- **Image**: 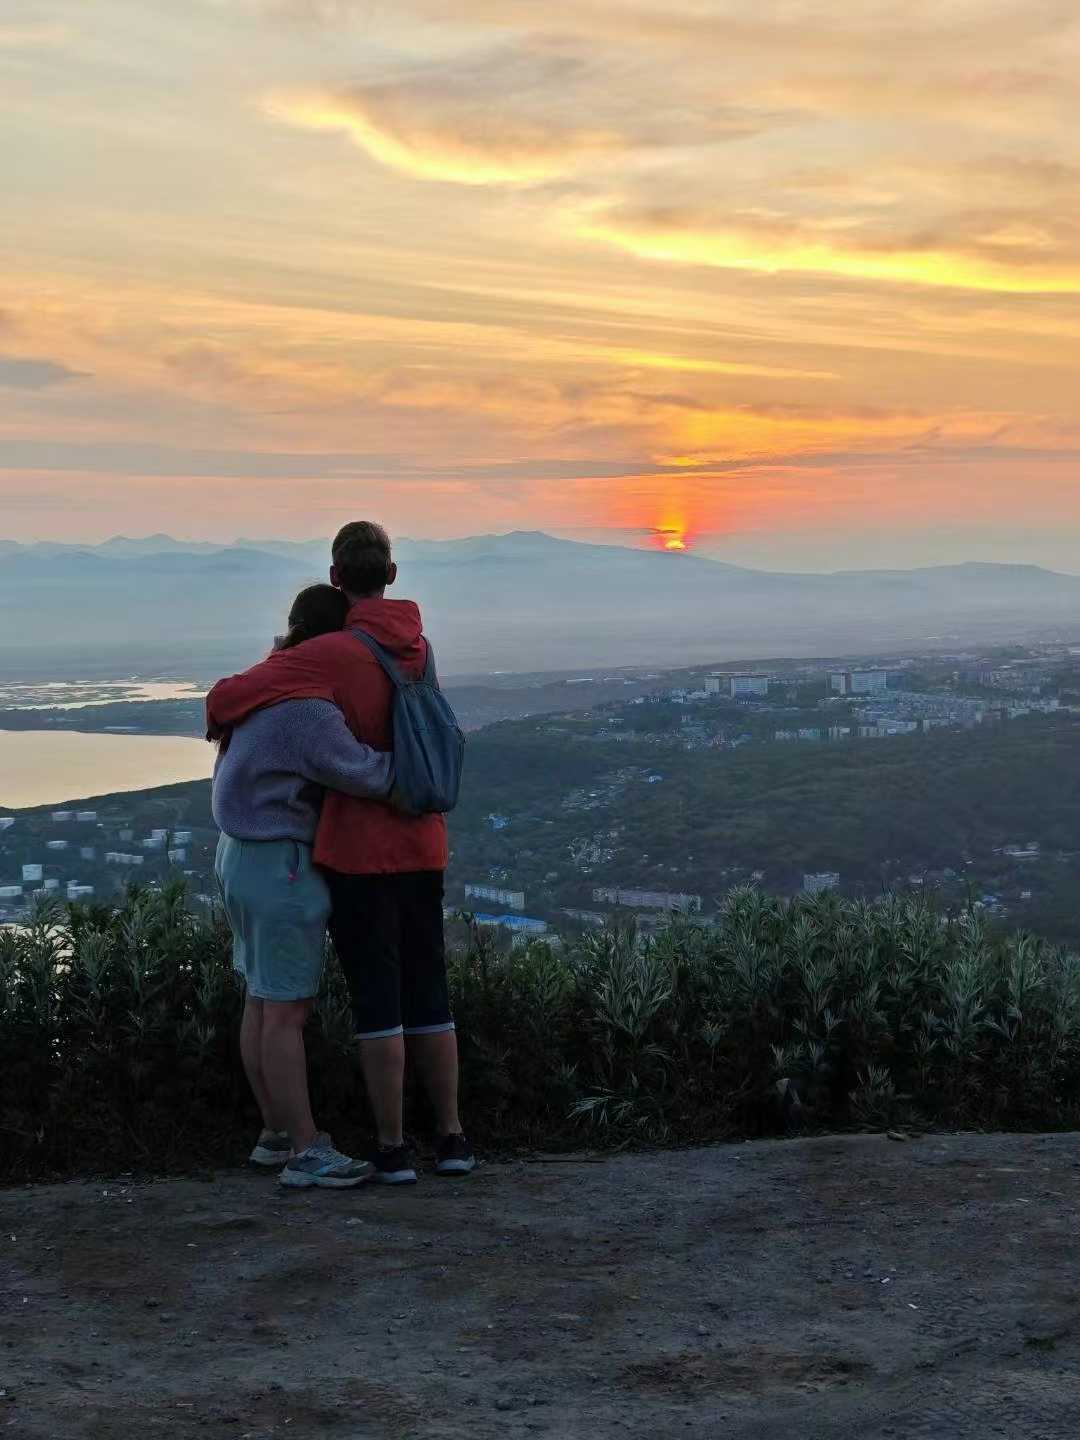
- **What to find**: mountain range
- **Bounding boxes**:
[4,531,1080,678]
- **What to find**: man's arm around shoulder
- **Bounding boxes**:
[205,633,345,735]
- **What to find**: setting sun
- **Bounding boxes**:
[2,1,1078,572]
[653,524,690,553]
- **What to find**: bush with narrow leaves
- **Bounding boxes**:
[3,881,1080,1180]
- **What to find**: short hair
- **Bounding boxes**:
[332,521,392,596]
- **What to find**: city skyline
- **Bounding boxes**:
[2,1,1079,569]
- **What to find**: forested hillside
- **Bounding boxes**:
[450,714,1080,919]
[14,712,1080,942]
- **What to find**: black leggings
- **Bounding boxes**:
[325,870,453,1040]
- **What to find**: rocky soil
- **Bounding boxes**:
[2,1131,1079,1438]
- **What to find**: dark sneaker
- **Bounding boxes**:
[249,1129,292,1169]
[370,1144,418,1186]
[279,1133,374,1189]
[435,1132,476,1176]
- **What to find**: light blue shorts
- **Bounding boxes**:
[215,835,330,1002]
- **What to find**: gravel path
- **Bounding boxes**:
[2,1131,1079,1439]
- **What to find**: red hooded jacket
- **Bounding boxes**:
[206,598,448,876]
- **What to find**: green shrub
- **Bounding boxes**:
[2,881,1080,1181]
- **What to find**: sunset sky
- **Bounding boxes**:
[2,0,1079,569]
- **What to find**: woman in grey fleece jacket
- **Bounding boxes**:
[213,585,391,1189]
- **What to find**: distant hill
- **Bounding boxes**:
[4,530,1080,677]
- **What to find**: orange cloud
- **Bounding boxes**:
[265,87,622,185]
[578,204,1080,294]
[661,402,1073,468]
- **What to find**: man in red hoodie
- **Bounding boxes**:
[206,521,474,1184]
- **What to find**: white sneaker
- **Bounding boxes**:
[248,1130,292,1168]
[279,1133,374,1189]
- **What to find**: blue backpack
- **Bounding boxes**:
[350,629,465,814]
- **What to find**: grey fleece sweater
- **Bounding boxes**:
[212,698,393,844]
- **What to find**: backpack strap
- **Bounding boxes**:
[349,628,407,688]
[350,628,439,689]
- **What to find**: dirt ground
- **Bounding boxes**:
[2,1131,1079,1439]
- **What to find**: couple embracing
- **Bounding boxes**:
[206,521,473,1189]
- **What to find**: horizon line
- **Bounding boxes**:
[3,529,1080,582]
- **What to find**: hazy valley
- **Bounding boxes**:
[6,531,1080,680]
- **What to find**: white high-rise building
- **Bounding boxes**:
[730,674,770,697]
[593,887,703,913]
[465,883,526,911]
[710,673,770,698]
[22,863,43,883]
[831,669,889,696]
